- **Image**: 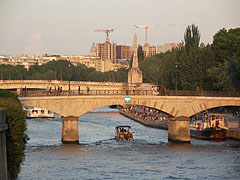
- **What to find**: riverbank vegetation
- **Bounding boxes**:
[0,25,239,91]
[139,25,240,91]
[0,89,28,180]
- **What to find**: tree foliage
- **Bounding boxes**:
[0,60,129,82]
[0,89,28,180]
[184,24,201,54]
[137,45,145,62]
[139,25,240,91]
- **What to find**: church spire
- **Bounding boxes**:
[128,33,142,84]
[132,33,138,68]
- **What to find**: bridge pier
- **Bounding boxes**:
[61,116,79,144]
[168,116,190,143]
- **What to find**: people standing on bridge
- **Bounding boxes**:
[24,86,27,96]
[54,87,57,96]
[87,87,90,95]
[57,86,60,96]
[49,87,52,95]
[46,87,49,96]
[78,86,81,95]
[20,87,23,96]
[60,87,63,95]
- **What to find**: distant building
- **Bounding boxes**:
[61,55,102,71]
[156,43,176,53]
[97,42,116,62]
[96,42,117,72]
[0,55,55,70]
[141,43,156,57]
[116,45,131,60]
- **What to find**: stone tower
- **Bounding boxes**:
[128,33,142,84]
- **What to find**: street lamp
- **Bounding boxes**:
[175,62,178,95]
[68,62,71,95]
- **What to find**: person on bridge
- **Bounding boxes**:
[87,87,90,95]
[78,86,81,95]
[24,86,27,96]
[20,87,23,96]
[46,87,49,96]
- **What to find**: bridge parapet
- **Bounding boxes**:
[0,80,154,92]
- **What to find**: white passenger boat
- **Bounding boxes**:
[24,107,54,118]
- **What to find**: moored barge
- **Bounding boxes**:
[190,113,228,140]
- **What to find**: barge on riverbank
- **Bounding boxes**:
[190,113,230,140]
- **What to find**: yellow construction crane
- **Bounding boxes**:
[134,25,160,45]
[134,24,184,45]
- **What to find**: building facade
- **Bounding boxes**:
[142,43,156,57]
[116,45,131,60]
[156,43,177,54]
[97,42,116,62]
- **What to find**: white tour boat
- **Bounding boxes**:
[24,107,54,118]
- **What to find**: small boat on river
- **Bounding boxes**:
[190,113,228,140]
[115,126,133,141]
[24,107,54,118]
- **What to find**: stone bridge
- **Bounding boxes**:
[0,80,153,91]
[19,95,240,143]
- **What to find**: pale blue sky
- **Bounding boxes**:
[0,0,239,56]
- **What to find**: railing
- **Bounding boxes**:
[17,89,240,97]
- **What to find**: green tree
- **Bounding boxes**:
[137,45,144,62]
[212,28,240,66]
[184,24,201,55]
[209,58,240,91]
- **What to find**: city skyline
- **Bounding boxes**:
[0,0,239,56]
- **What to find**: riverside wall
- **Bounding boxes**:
[0,109,8,180]
[119,110,168,130]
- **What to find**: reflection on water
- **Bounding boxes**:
[18,107,240,180]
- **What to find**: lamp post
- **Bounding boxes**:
[68,62,71,95]
[175,62,178,95]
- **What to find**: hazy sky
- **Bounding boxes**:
[0,0,239,56]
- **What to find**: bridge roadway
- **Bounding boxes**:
[19,95,240,144]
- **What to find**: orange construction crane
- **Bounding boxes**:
[94,29,114,43]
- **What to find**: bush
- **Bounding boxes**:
[0,89,18,100]
[0,90,28,180]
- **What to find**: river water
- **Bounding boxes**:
[18,107,240,180]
